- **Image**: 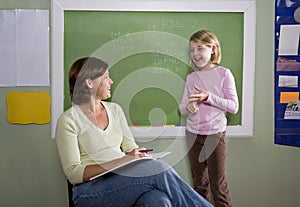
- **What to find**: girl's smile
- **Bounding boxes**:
[190,41,216,71]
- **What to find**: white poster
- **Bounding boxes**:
[0,9,49,86]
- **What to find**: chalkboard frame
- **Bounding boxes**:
[51,0,256,139]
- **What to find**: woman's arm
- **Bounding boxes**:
[82,155,133,182]
[56,113,86,184]
[82,148,150,182]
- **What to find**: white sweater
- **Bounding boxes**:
[55,102,138,184]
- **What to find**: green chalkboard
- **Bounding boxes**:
[64,11,243,126]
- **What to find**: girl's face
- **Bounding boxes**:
[189,40,215,71]
[92,70,113,100]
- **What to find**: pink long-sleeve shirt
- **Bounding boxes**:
[179,66,239,135]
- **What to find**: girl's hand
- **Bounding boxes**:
[186,85,209,113]
[125,147,152,158]
[189,85,209,102]
[187,101,199,113]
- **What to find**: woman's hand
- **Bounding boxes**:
[126,147,152,158]
[83,148,151,181]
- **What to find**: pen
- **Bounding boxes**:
[139,149,153,153]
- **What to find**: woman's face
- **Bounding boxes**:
[92,69,113,100]
[189,40,215,70]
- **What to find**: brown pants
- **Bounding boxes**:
[186,130,232,207]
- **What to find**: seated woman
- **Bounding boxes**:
[55,57,213,207]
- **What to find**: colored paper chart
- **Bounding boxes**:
[6,92,51,124]
[274,0,300,147]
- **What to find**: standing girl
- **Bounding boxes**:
[179,30,239,207]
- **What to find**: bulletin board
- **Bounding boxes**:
[274,0,300,147]
[51,0,256,139]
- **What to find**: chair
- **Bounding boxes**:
[67,180,75,207]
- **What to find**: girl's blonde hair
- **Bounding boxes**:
[189,30,222,65]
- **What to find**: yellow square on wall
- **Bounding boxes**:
[6,92,51,124]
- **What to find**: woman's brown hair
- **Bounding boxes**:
[69,57,108,104]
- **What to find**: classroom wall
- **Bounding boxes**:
[0,0,299,207]
[0,1,68,207]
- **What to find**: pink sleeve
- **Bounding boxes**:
[206,70,239,114]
